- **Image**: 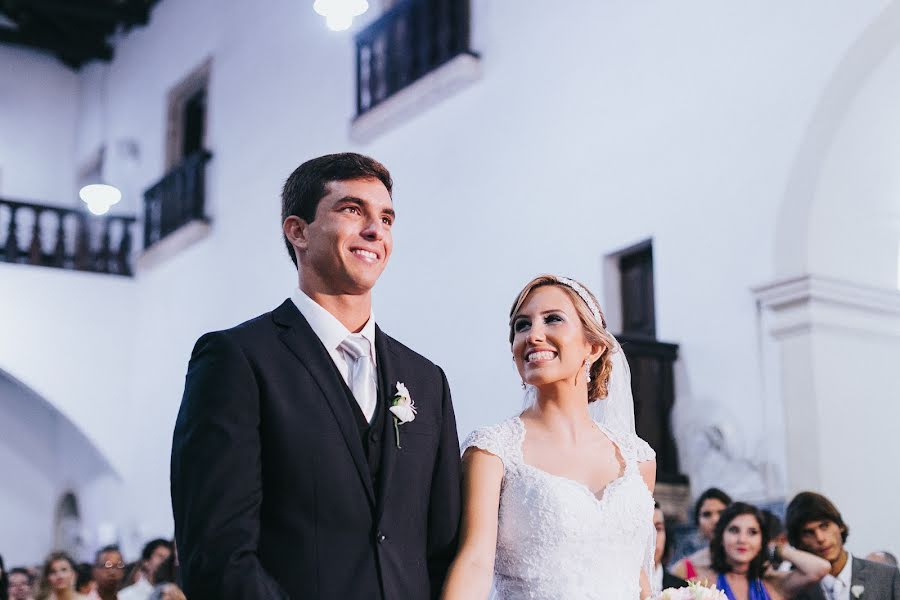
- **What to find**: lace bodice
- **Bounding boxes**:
[462,416,657,600]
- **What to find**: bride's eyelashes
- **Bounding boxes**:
[513,313,566,334]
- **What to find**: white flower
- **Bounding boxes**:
[389,382,416,448]
[851,585,864,598]
[389,382,416,424]
[658,582,727,600]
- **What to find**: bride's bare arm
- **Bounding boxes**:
[441,448,504,600]
[638,459,657,600]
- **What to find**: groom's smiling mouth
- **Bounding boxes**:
[350,247,380,263]
[526,349,558,363]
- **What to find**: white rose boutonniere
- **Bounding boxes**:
[851,585,864,598]
[389,382,416,448]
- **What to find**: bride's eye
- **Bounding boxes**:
[544,313,564,324]
[513,318,530,333]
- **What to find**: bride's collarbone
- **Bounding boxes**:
[521,433,627,495]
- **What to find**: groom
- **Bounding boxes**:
[171,153,462,599]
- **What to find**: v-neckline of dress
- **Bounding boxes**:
[513,415,632,506]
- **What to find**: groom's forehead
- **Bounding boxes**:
[320,178,393,208]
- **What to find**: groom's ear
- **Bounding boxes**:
[283,216,310,258]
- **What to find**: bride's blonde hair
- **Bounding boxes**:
[508,275,616,401]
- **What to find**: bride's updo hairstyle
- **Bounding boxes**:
[509,275,617,402]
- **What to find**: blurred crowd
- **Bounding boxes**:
[654,489,899,598]
[3,488,897,599]
[1,539,185,600]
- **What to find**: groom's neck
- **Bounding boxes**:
[299,280,373,333]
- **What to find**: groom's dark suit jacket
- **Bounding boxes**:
[794,556,900,600]
[171,300,462,600]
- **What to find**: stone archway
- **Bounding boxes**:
[0,368,118,565]
[756,0,900,557]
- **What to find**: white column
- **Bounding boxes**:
[754,275,900,554]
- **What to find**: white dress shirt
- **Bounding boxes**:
[821,556,852,600]
[291,288,378,421]
[118,576,154,600]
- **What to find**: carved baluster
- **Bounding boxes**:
[96,218,112,273]
[4,205,20,263]
[418,0,432,73]
[74,214,92,271]
[53,210,67,267]
[117,219,133,276]
[435,0,451,64]
[195,155,208,220]
[28,207,44,265]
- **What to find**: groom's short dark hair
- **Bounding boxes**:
[281,152,393,267]
[785,491,849,548]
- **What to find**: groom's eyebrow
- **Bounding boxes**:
[337,196,396,220]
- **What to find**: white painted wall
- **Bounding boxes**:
[0,46,78,204]
[2,0,899,562]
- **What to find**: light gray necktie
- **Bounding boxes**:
[823,576,841,600]
[340,334,376,422]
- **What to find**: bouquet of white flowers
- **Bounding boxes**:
[658,581,728,600]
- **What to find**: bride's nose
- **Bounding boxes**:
[526,323,546,343]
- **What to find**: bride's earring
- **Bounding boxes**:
[583,359,592,384]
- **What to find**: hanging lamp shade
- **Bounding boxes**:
[79,183,122,216]
[313,0,369,31]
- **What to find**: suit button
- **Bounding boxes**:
[371,432,380,443]
[377,532,386,543]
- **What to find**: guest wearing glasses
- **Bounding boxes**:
[8,567,36,600]
[87,547,125,600]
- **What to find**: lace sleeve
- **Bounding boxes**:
[632,435,656,463]
[460,421,514,469]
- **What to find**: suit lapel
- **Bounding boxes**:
[851,556,866,593]
[272,300,375,507]
[374,326,398,522]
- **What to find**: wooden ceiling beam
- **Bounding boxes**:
[6,0,136,23]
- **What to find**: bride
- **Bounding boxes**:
[441,275,658,600]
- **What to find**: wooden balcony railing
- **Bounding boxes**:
[0,198,136,276]
[143,150,212,249]
[618,334,685,484]
[355,0,474,116]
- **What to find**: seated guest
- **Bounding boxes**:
[36,552,84,600]
[74,565,93,597]
[691,502,829,599]
[118,540,173,600]
[88,547,125,600]
[787,491,900,599]
[866,551,899,568]
[654,502,688,590]
[672,487,733,580]
[145,556,184,600]
[2,553,8,600]
[8,567,36,600]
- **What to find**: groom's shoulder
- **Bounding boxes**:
[193,301,287,349]
[381,332,441,373]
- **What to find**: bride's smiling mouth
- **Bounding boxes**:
[525,349,558,363]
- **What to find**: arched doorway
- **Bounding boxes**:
[757,0,900,557]
[0,368,118,565]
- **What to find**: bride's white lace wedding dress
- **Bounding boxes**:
[462,415,656,600]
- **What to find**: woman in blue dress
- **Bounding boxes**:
[690,502,830,600]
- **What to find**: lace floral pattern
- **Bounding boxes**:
[462,417,656,600]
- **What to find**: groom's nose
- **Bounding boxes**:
[360,218,387,240]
